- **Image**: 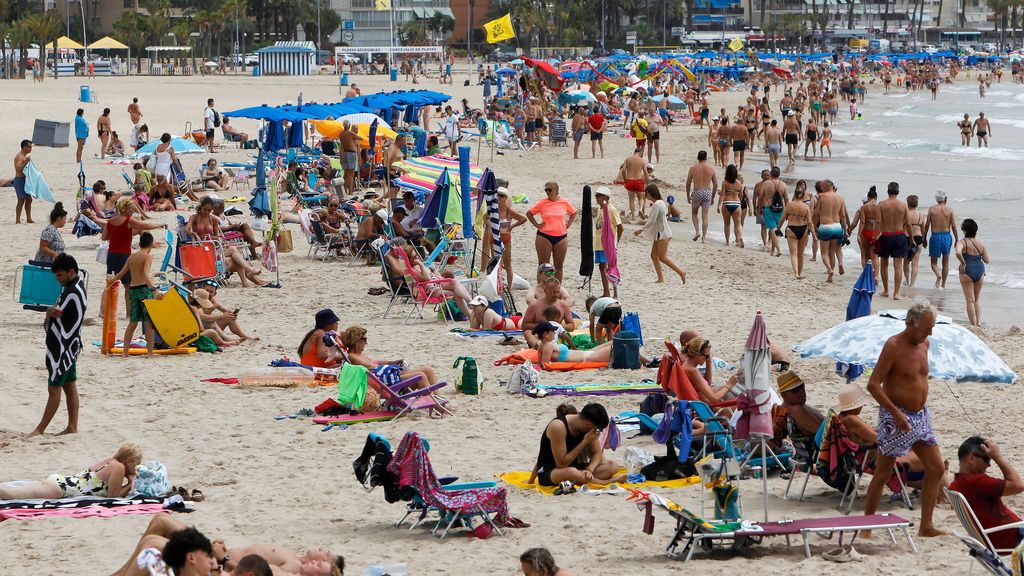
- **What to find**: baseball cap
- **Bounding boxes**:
[787,110,796,116]
[533,321,559,335]
[538,263,556,275]
[469,295,489,307]
[375,209,388,220]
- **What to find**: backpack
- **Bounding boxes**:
[770,188,784,213]
[507,362,539,394]
[212,109,221,128]
[453,356,480,395]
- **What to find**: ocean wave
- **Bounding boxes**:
[934,146,1024,161]
[983,271,1024,290]
[900,168,1023,181]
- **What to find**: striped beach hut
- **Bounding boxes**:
[256,41,315,76]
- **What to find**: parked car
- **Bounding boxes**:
[485,49,516,63]
[337,53,361,65]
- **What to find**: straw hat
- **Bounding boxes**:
[193,288,214,310]
[835,382,872,413]
[776,371,805,394]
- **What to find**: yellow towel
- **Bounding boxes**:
[499,469,699,495]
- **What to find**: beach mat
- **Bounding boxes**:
[499,469,698,495]
[0,502,168,520]
[533,382,661,397]
[312,412,399,425]
[450,329,523,338]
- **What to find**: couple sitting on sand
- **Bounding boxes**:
[113,514,344,576]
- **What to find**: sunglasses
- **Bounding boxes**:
[544,188,556,193]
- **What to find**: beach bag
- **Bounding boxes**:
[95,240,109,264]
[133,461,171,497]
[276,229,294,253]
[212,110,221,128]
[620,311,643,345]
[638,393,669,435]
[453,356,480,395]
[507,361,539,394]
[770,190,784,213]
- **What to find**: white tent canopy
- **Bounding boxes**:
[145,46,192,52]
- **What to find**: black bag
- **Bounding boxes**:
[213,110,221,128]
[770,190,784,213]
[637,393,669,435]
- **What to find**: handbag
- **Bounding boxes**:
[276,229,293,253]
[95,240,109,264]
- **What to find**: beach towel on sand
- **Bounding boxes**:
[495,349,608,371]
[499,469,698,495]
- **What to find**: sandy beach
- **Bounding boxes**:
[1,70,1022,575]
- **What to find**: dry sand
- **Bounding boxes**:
[0,70,1021,575]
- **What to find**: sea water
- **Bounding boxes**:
[762,80,1024,326]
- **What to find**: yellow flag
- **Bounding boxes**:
[483,14,516,44]
[728,37,744,52]
[374,0,390,10]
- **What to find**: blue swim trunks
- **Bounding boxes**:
[928,231,952,258]
[594,250,607,264]
[817,223,844,241]
[762,206,782,230]
[13,176,27,199]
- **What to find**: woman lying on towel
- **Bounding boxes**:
[0,442,142,500]
[339,325,435,390]
[533,321,631,369]
[468,295,522,331]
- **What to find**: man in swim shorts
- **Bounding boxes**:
[760,167,787,257]
[619,147,649,222]
[863,302,947,539]
[812,179,849,282]
[109,232,163,357]
[685,150,718,243]
[783,110,800,164]
[875,182,913,300]
[765,119,783,168]
[730,117,747,170]
[13,139,33,224]
[924,190,958,289]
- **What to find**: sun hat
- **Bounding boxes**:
[835,382,872,413]
[469,295,489,307]
[594,186,611,198]
[193,288,214,309]
[777,371,805,393]
[496,186,509,197]
[375,209,388,220]
[314,308,340,329]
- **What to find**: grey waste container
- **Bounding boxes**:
[32,119,71,148]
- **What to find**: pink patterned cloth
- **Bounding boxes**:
[386,432,509,523]
[0,503,166,521]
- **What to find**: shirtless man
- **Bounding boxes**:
[974,112,991,147]
[849,187,881,281]
[760,167,788,257]
[685,150,717,243]
[339,120,362,197]
[521,276,574,347]
[570,107,586,159]
[875,182,913,300]
[863,302,947,539]
[112,514,344,576]
[618,147,648,222]
[812,179,849,282]
[109,231,164,356]
[923,189,958,289]
[524,98,540,146]
[782,110,800,164]
[765,119,783,168]
[13,139,33,223]
[958,113,973,147]
[751,170,770,247]
[730,115,748,170]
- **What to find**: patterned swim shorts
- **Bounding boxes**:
[877,405,938,457]
[692,187,713,209]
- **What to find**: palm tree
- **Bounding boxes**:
[0,0,14,80]
[988,0,1010,50]
[113,11,148,73]
[142,0,171,47]
[27,11,62,81]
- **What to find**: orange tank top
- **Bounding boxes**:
[300,348,332,368]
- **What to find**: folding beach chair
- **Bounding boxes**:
[368,367,452,419]
[378,242,411,319]
[307,220,345,261]
[385,431,507,538]
[636,491,916,561]
[395,251,456,326]
[947,487,1024,574]
[957,534,1015,576]
[346,221,378,267]
[549,117,567,146]
[169,159,193,199]
[13,261,89,312]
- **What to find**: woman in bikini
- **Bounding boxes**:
[958,113,973,147]
[803,117,819,160]
[340,325,435,390]
[904,195,927,288]
[468,295,521,331]
[776,184,812,278]
[717,164,747,248]
[526,182,577,283]
[534,321,618,368]
[956,219,990,326]
[148,175,176,212]
[795,180,819,263]
[185,197,269,287]
[0,442,142,500]
[97,108,112,159]
[849,186,881,282]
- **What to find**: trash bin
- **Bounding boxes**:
[340,72,349,86]
[390,69,398,82]
[79,85,91,102]
[32,119,71,148]
[252,65,260,77]
[611,331,641,369]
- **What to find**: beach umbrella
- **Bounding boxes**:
[477,169,502,273]
[223,105,294,122]
[793,310,1017,384]
[738,310,778,522]
[286,120,304,149]
[522,57,566,92]
[497,75,504,98]
[249,152,271,218]
[773,67,793,79]
[135,137,204,155]
[263,120,286,152]
[579,185,594,281]
[838,262,875,380]
[509,59,523,65]
[403,105,418,125]
[567,90,597,103]
[458,146,473,239]
[419,168,456,230]
[496,67,516,75]
[339,113,392,130]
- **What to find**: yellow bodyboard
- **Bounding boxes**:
[143,288,201,349]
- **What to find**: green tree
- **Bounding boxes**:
[27,11,62,80]
[113,10,148,73]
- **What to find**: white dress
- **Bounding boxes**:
[154,146,172,179]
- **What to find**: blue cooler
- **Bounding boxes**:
[611,331,641,369]
[79,85,91,102]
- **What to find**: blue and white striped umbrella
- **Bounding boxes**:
[794,310,1017,384]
